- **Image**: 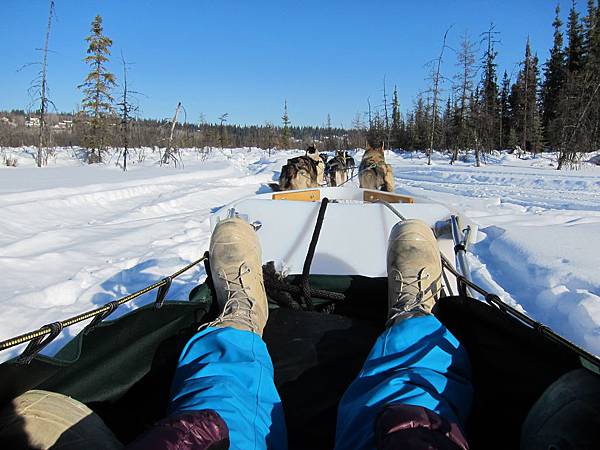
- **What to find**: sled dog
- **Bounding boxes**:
[358,141,394,192]
[305,146,325,185]
[276,146,325,191]
[326,150,356,187]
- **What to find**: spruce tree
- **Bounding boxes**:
[583,0,600,152]
[530,54,544,153]
[470,87,482,165]
[281,100,290,149]
[79,15,116,164]
[511,38,541,153]
[391,86,401,149]
[556,0,599,168]
[499,71,512,149]
[479,24,500,154]
[442,97,453,151]
[566,0,585,73]
[583,0,598,62]
[414,96,428,151]
[541,3,567,148]
[325,113,335,151]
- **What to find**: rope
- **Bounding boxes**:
[0,255,207,353]
[299,198,329,310]
[337,163,377,187]
[263,264,345,306]
[372,199,407,221]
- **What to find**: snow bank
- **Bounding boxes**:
[387,150,600,356]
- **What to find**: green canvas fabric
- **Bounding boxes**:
[1,275,599,448]
[0,284,213,406]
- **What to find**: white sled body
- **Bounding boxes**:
[210,187,460,288]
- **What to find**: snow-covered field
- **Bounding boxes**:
[0,147,599,362]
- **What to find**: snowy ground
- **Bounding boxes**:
[0,147,599,362]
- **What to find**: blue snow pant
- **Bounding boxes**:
[169,315,472,450]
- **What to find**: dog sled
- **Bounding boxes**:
[0,187,599,449]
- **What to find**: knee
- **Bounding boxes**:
[0,390,122,450]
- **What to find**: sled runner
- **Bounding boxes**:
[0,187,598,449]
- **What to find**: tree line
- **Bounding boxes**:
[2,1,599,169]
[369,1,600,168]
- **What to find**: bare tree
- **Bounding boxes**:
[162,101,181,165]
[382,76,390,147]
[20,0,56,167]
[426,27,452,165]
[451,31,477,164]
[117,51,140,171]
[37,0,56,167]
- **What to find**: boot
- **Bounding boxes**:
[387,219,443,324]
[204,217,268,336]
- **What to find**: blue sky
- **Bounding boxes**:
[0,0,587,127]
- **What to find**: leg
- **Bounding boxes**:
[135,218,287,450]
[334,316,471,450]
[335,220,472,450]
[169,326,286,450]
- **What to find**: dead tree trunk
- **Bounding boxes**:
[162,102,181,165]
[119,52,130,171]
[37,0,55,168]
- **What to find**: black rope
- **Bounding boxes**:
[16,322,63,365]
[263,265,345,305]
[84,301,119,334]
[299,198,329,310]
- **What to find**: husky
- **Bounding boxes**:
[326,150,356,187]
[358,141,394,192]
[274,146,324,191]
[305,146,325,185]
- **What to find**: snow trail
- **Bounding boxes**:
[0,148,599,361]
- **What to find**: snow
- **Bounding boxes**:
[0,147,599,362]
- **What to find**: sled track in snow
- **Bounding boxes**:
[0,164,273,362]
[392,165,600,212]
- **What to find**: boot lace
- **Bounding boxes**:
[389,267,443,317]
[205,264,257,331]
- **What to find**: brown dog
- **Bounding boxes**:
[276,146,324,191]
[358,141,394,192]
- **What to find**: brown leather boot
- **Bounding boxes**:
[387,219,443,324]
[205,217,268,336]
